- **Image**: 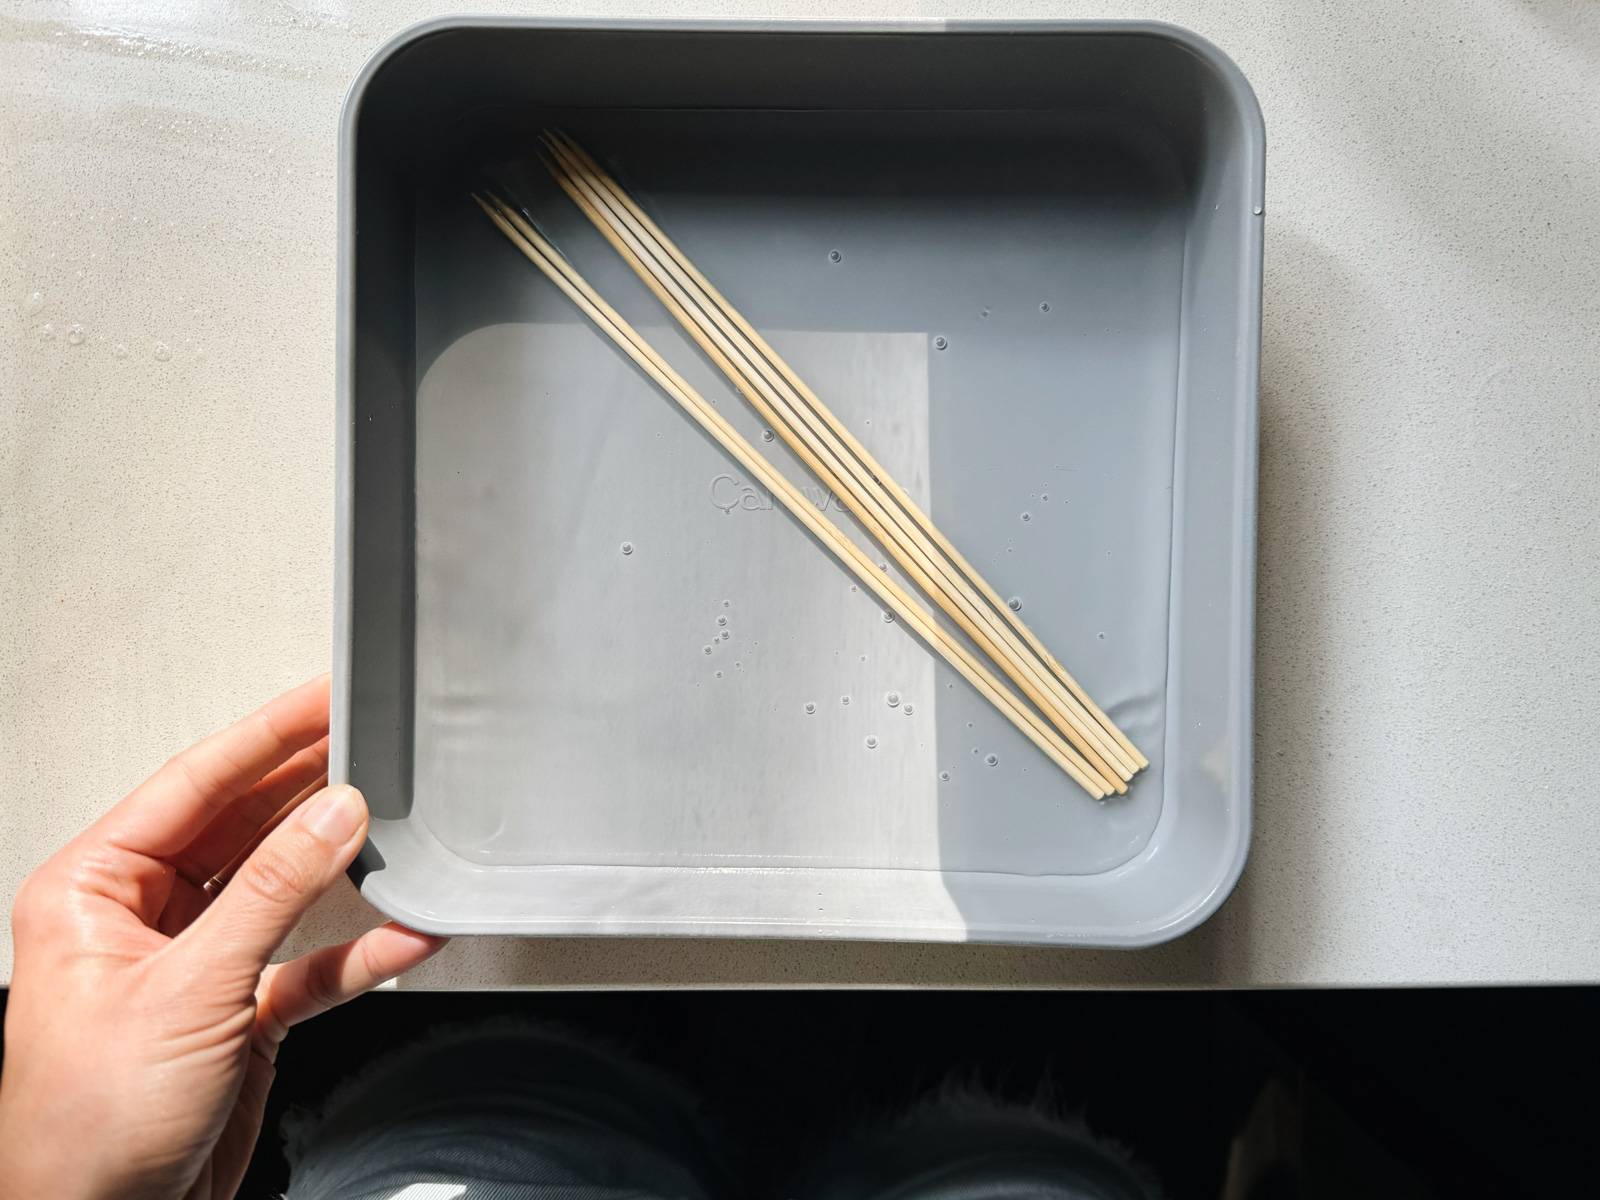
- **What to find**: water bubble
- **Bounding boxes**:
[933,335,948,351]
[803,702,816,714]
[840,695,851,706]
[153,342,171,362]
[966,721,974,728]
[1007,596,1023,612]
[880,610,895,623]
[37,322,56,341]
[734,661,742,670]
[878,561,888,571]
[1097,631,1106,640]
[702,645,713,655]
[859,654,867,663]
[714,670,724,679]
[864,735,879,750]
[939,770,951,781]
[1020,512,1031,523]
[716,615,728,627]
[980,307,990,319]
[849,584,858,593]
[902,703,915,716]
[971,747,979,755]
[985,753,999,767]
[885,691,901,708]
[619,541,634,556]
[828,248,842,263]
[722,599,730,607]
[1253,205,1264,216]
[1041,493,1050,502]
[1039,302,1051,313]
[22,290,45,315]
[111,342,128,359]
[761,428,775,443]
[720,630,730,641]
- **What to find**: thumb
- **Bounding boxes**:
[180,784,369,980]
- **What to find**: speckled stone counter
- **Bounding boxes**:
[4,0,1597,988]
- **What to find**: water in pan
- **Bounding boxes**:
[410,112,1177,879]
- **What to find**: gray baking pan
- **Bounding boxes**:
[332,19,1263,946]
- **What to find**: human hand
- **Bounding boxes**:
[0,676,446,1200]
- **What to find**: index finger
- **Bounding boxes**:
[96,675,331,859]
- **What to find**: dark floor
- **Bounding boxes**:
[244,987,1591,1198]
[3,987,1595,1197]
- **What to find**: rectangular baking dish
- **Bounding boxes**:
[333,18,1263,946]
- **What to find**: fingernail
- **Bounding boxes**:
[301,785,365,844]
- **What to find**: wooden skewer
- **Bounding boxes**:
[547,132,1147,774]
[539,141,1129,793]
[474,193,1108,800]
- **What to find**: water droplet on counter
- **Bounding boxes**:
[1020,512,1031,523]
[985,753,999,767]
[761,428,775,443]
[37,322,56,340]
[939,770,951,782]
[716,614,728,627]
[933,335,948,351]
[885,691,900,708]
[111,343,128,358]
[619,541,634,556]
[864,735,878,750]
[828,248,842,263]
[153,342,171,362]
[803,702,816,714]
[902,703,915,716]
[22,290,44,315]
[720,630,730,641]
[1039,302,1051,313]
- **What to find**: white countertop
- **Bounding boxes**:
[3,0,1597,988]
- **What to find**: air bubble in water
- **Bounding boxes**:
[980,307,990,319]
[111,342,128,358]
[1097,631,1106,640]
[720,630,730,641]
[933,335,948,351]
[716,615,728,627]
[37,322,56,341]
[620,541,634,556]
[722,599,730,607]
[840,695,851,706]
[65,324,84,346]
[714,670,724,679]
[1041,493,1050,501]
[1020,512,1031,523]
[153,342,171,361]
[885,691,900,707]
[23,290,44,315]
[828,249,842,263]
[939,770,951,782]
[804,702,816,714]
[761,428,775,443]
[985,753,999,767]
[1039,301,1051,313]
[734,661,742,670]
[703,645,713,655]
[864,735,878,750]
[1007,596,1023,612]
[902,703,915,716]
[881,610,894,623]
